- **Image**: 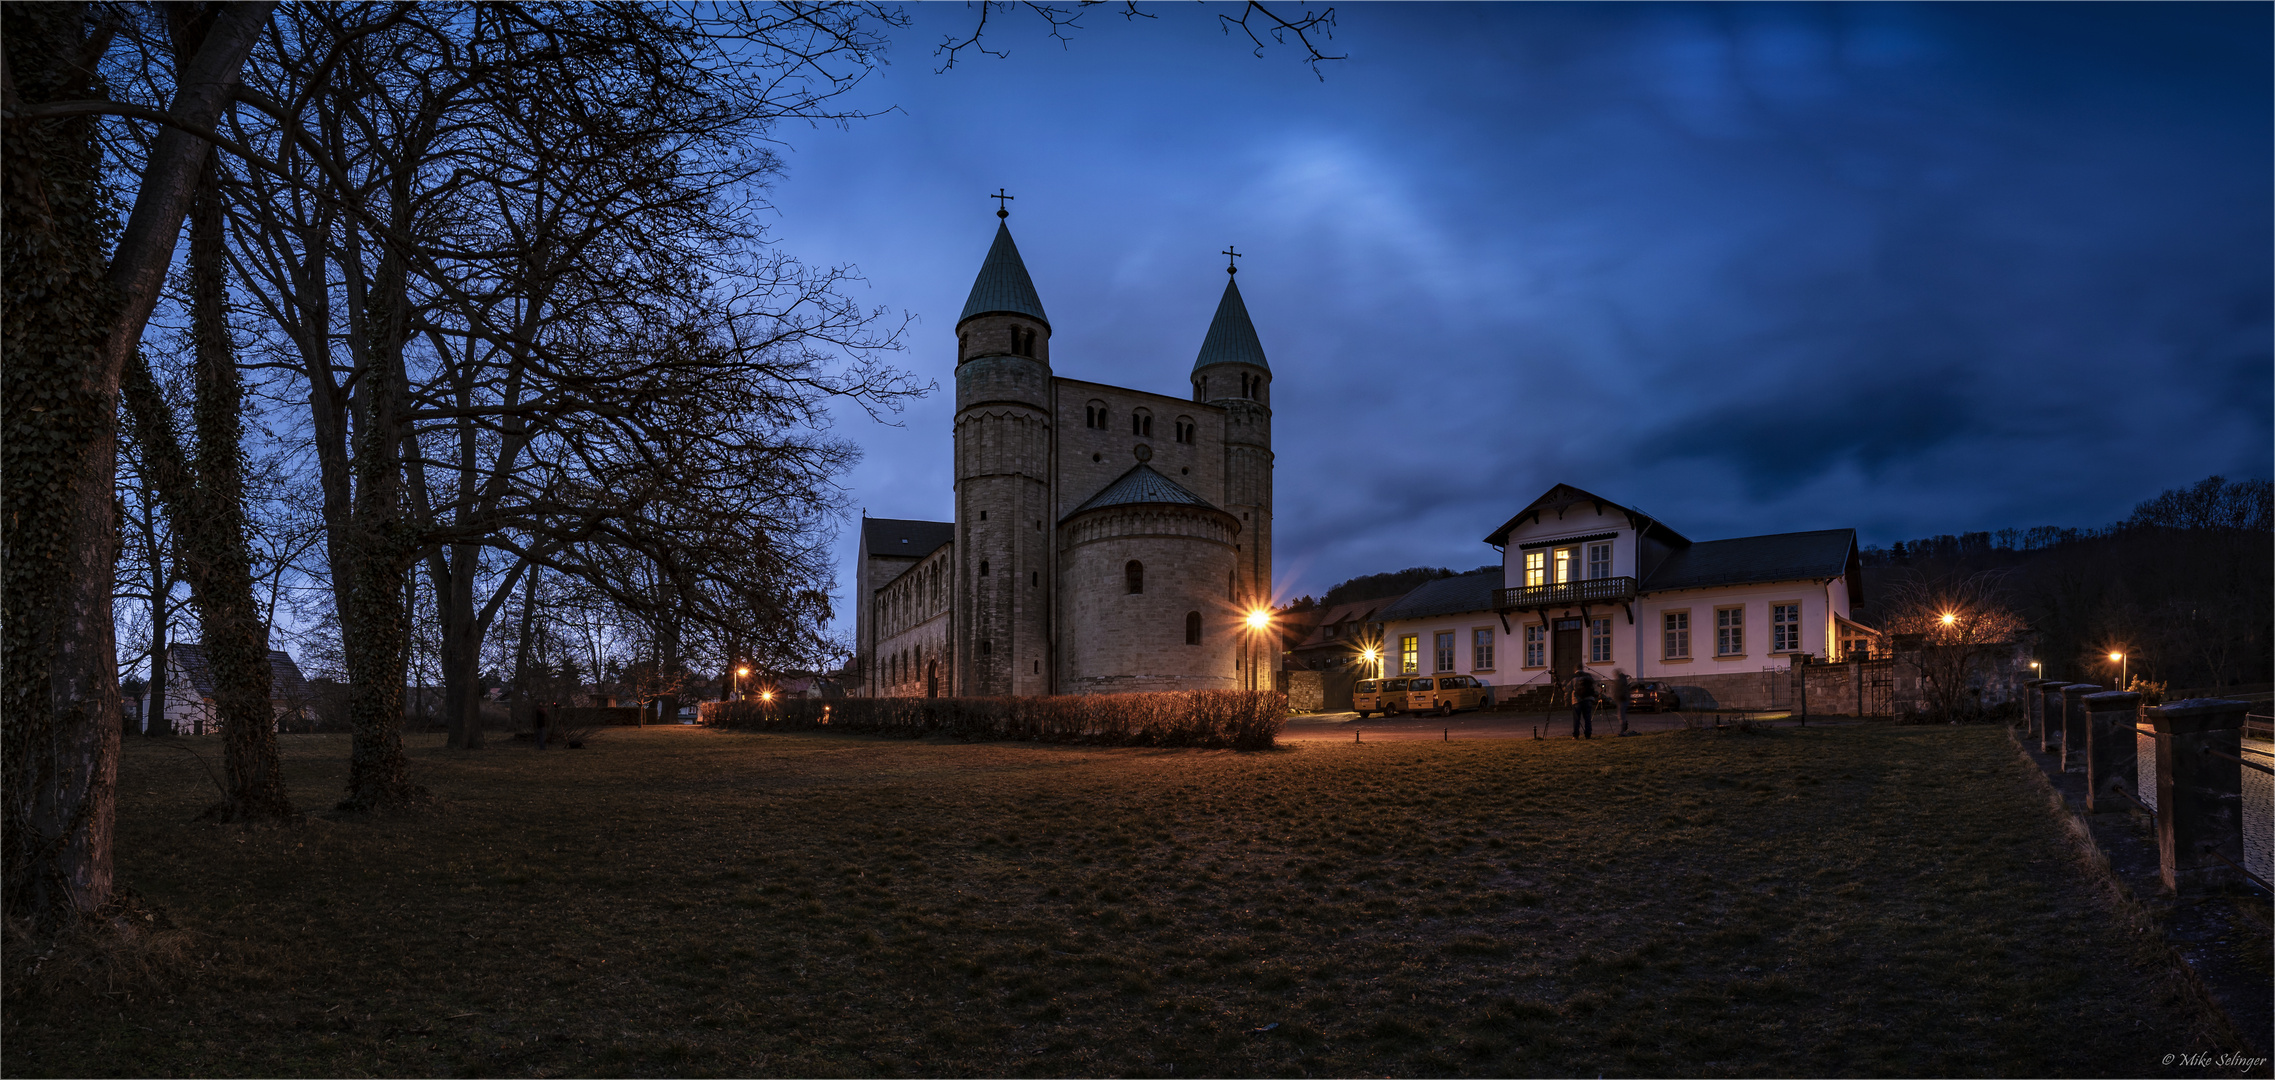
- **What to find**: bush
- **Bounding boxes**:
[697,690,1287,750]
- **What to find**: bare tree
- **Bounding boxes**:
[1880,569,2029,721]
[115,408,195,737]
[4,0,274,927]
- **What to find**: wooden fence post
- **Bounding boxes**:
[2146,698,2250,892]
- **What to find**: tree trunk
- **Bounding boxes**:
[143,482,171,737]
[182,156,292,822]
[3,3,125,927]
[4,0,274,929]
[335,250,431,813]
[439,544,485,748]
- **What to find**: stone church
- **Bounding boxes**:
[855,211,1276,698]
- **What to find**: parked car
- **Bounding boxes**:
[1354,677,1410,717]
[1408,674,1490,715]
[1626,680,1681,713]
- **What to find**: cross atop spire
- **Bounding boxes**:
[1222,245,1241,275]
[991,188,1015,219]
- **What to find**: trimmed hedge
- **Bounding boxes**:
[696,690,1286,750]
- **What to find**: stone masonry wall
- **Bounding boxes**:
[1059,505,1239,694]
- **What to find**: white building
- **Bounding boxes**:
[1372,483,1873,710]
[149,644,312,735]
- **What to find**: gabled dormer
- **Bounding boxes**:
[1484,483,1690,610]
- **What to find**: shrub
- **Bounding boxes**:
[696,690,1286,749]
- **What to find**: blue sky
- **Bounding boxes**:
[762,3,2271,631]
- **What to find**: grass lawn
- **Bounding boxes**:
[3,723,2239,1077]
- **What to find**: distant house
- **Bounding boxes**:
[1369,483,1875,710]
[1284,596,1408,671]
[150,644,312,735]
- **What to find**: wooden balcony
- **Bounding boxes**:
[1495,576,1638,611]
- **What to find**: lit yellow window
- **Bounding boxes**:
[1524,551,1546,588]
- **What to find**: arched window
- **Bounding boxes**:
[979,560,989,577]
[1193,377,1204,402]
[1126,560,1144,595]
[980,639,992,656]
[1185,610,1202,645]
[1131,409,1152,437]
[1086,400,1107,430]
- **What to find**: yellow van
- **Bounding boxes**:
[1406,674,1489,716]
[1353,677,1410,718]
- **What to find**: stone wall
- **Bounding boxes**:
[1287,669,1357,713]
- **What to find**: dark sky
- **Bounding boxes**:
[765,3,2271,632]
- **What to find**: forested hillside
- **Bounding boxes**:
[1855,476,2271,694]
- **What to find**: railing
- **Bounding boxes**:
[1495,576,1638,610]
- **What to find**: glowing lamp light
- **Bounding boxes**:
[759,690,775,702]
[1361,647,1378,662]
[1939,612,1956,627]
[736,666,750,677]
[1245,609,1271,630]
[2108,652,2123,662]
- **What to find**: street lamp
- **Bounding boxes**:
[2108,651,2126,690]
[735,666,750,702]
[1244,608,1272,692]
[1361,646,1381,681]
[1939,612,1956,627]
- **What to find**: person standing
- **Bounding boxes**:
[1612,668,1631,735]
[1572,670,1598,739]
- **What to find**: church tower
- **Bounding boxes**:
[1191,262,1274,634]
[952,209,1054,696]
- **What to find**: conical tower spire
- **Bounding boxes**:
[1192,272,1268,373]
[959,221,1049,328]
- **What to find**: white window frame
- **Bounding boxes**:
[1587,617,1613,663]
[1472,627,1495,671]
[1552,546,1578,584]
[1663,610,1691,660]
[1771,601,1803,653]
[1523,550,1546,588]
[1434,631,1456,673]
[1523,625,1546,668]
[1586,542,1613,580]
[1715,605,1745,657]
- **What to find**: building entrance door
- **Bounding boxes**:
[1551,618,1582,695]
